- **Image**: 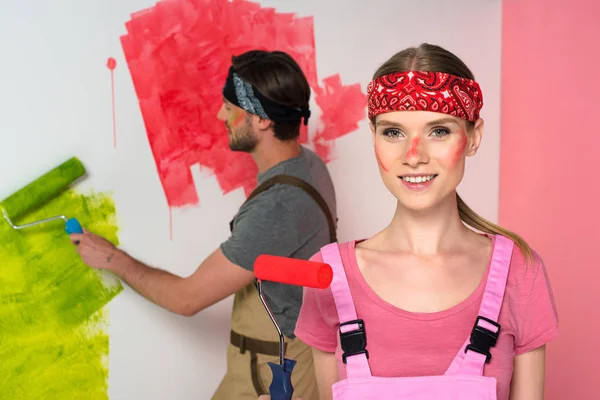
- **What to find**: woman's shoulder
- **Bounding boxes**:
[310,240,358,262]
[488,234,557,315]
[499,234,558,316]
[496,235,560,353]
[501,235,547,281]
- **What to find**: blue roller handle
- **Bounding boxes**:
[65,218,83,234]
[268,358,296,400]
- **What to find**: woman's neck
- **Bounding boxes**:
[381,192,473,255]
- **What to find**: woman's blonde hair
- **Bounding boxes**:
[372,43,533,263]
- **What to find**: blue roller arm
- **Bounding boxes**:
[65,218,83,234]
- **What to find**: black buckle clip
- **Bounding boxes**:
[465,316,501,364]
[339,319,368,364]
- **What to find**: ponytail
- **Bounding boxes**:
[457,194,534,264]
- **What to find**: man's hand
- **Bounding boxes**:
[68,227,256,316]
[69,230,121,271]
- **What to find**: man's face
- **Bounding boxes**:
[217,100,257,152]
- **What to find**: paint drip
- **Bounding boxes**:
[0,190,122,399]
[106,57,117,148]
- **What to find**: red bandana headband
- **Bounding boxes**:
[367,71,484,122]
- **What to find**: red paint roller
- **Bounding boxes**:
[254,254,333,289]
[253,255,333,400]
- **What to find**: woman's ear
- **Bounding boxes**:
[466,118,484,157]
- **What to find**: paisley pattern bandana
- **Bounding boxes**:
[367,71,484,122]
[222,66,311,125]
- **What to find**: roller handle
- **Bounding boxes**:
[268,359,296,400]
[65,218,83,234]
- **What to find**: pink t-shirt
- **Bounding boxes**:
[294,236,559,400]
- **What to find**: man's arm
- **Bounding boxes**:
[72,184,318,316]
[70,230,255,316]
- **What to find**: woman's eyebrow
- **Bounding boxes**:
[425,117,460,127]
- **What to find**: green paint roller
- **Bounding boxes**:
[1,157,85,234]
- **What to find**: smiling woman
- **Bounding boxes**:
[288,43,559,400]
[372,112,479,207]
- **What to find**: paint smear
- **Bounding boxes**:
[0,190,122,399]
[313,74,366,162]
[407,137,420,158]
[374,147,389,172]
[229,108,246,129]
[106,57,117,148]
[120,0,366,209]
[451,130,468,164]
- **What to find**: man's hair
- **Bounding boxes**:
[231,50,311,141]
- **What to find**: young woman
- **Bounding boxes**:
[261,43,558,400]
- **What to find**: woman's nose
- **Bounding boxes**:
[403,136,428,166]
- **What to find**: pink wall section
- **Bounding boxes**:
[499,0,600,398]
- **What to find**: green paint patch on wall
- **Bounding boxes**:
[0,189,122,399]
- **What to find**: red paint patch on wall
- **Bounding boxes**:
[313,74,365,162]
[120,0,366,208]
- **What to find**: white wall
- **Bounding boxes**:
[0,1,502,398]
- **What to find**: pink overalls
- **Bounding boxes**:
[319,235,514,400]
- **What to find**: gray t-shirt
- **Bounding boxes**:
[220,146,337,337]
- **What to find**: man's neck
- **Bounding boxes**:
[251,139,302,174]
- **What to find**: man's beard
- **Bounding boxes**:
[227,120,257,152]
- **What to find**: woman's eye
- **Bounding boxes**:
[383,128,402,138]
[431,128,450,137]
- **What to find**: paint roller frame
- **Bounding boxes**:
[254,254,333,366]
[256,280,285,363]
[254,254,333,400]
[0,157,87,235]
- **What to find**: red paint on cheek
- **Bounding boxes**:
[229,109,245,128]
[451,131,469,164]
[374,148,389,172]
[407,137,420,158]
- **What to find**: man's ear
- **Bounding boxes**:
[254,115,273,132]
[467,118,484,157]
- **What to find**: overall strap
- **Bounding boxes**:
[230,175,337,242]
[447,235,514,376]
[320,243,372,379]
